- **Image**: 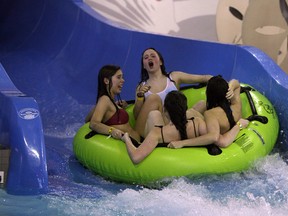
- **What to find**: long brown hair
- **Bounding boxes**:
[164,91,188,140]
[97,64,121,111]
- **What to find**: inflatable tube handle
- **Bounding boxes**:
[241,86,258,115]
[247,115,268,124]
[241,86,269,124]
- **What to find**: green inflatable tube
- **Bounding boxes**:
[73,84,279,185]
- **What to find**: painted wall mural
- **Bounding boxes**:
[217,0,288,74]
[85,0,288,74]
[84,0,218,41]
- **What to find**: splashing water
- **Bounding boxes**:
[1,151,288,216]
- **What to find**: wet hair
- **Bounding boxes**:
[206,75,235,128]
[206,75,229,110]
[97,64,122,110]
[164,90,188,140]
[139,48,173,84]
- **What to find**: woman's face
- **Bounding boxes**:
[109,69,125,96]
[142,49,162,73]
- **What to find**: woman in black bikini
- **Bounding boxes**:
[122,90,207,164]
[86,65,140,142]
[168,75,249,149]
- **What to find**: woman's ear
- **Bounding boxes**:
[104,78,109,85]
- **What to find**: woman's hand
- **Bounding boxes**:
[226,79,240,100]
[167,141,183,149]
[238,118,250,129]
[111,128,124,140]
[137,84,151,97]
[226,85,234,100]
[121,132,130,142]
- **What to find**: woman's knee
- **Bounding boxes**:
[192,100,206,114]
[146,94,162,107]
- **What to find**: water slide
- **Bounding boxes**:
[0,0,287,195]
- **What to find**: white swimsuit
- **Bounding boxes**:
[144,77,177,105]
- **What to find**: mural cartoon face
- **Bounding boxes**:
[216,0,249,44]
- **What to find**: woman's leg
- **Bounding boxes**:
[186,100,206,120]
[192,100,206,114]
[134,94,162,138]
[144,110,164,137]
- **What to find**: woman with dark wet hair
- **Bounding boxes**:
[122,90,207,164]
[168,75,249,149]
[86,65,140,142]
[133,47,212,138]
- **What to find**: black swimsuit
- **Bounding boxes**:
[224,106,236,129]
[156,117,197,147]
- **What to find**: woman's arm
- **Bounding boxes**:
[216,118,249,147]
[227,79,242,123]
[226,79,240,102]
[170,71,212,87]
[168,117,250,149]
[122,128,160,164]
[133,84,151,119]
[89,97,123,139]
[167,132,218,149]
[133,85,144,119]
[168,111,220,148]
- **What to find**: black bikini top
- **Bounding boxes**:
[156,117,196,147]
[222,104,236,130]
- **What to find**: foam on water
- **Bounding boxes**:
[45,157,288,216]
[2,153,287,216]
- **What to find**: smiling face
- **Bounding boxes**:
[142,49,162,73]
[108,69,125,97]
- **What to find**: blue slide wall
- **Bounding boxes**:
[0,0,287,195]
